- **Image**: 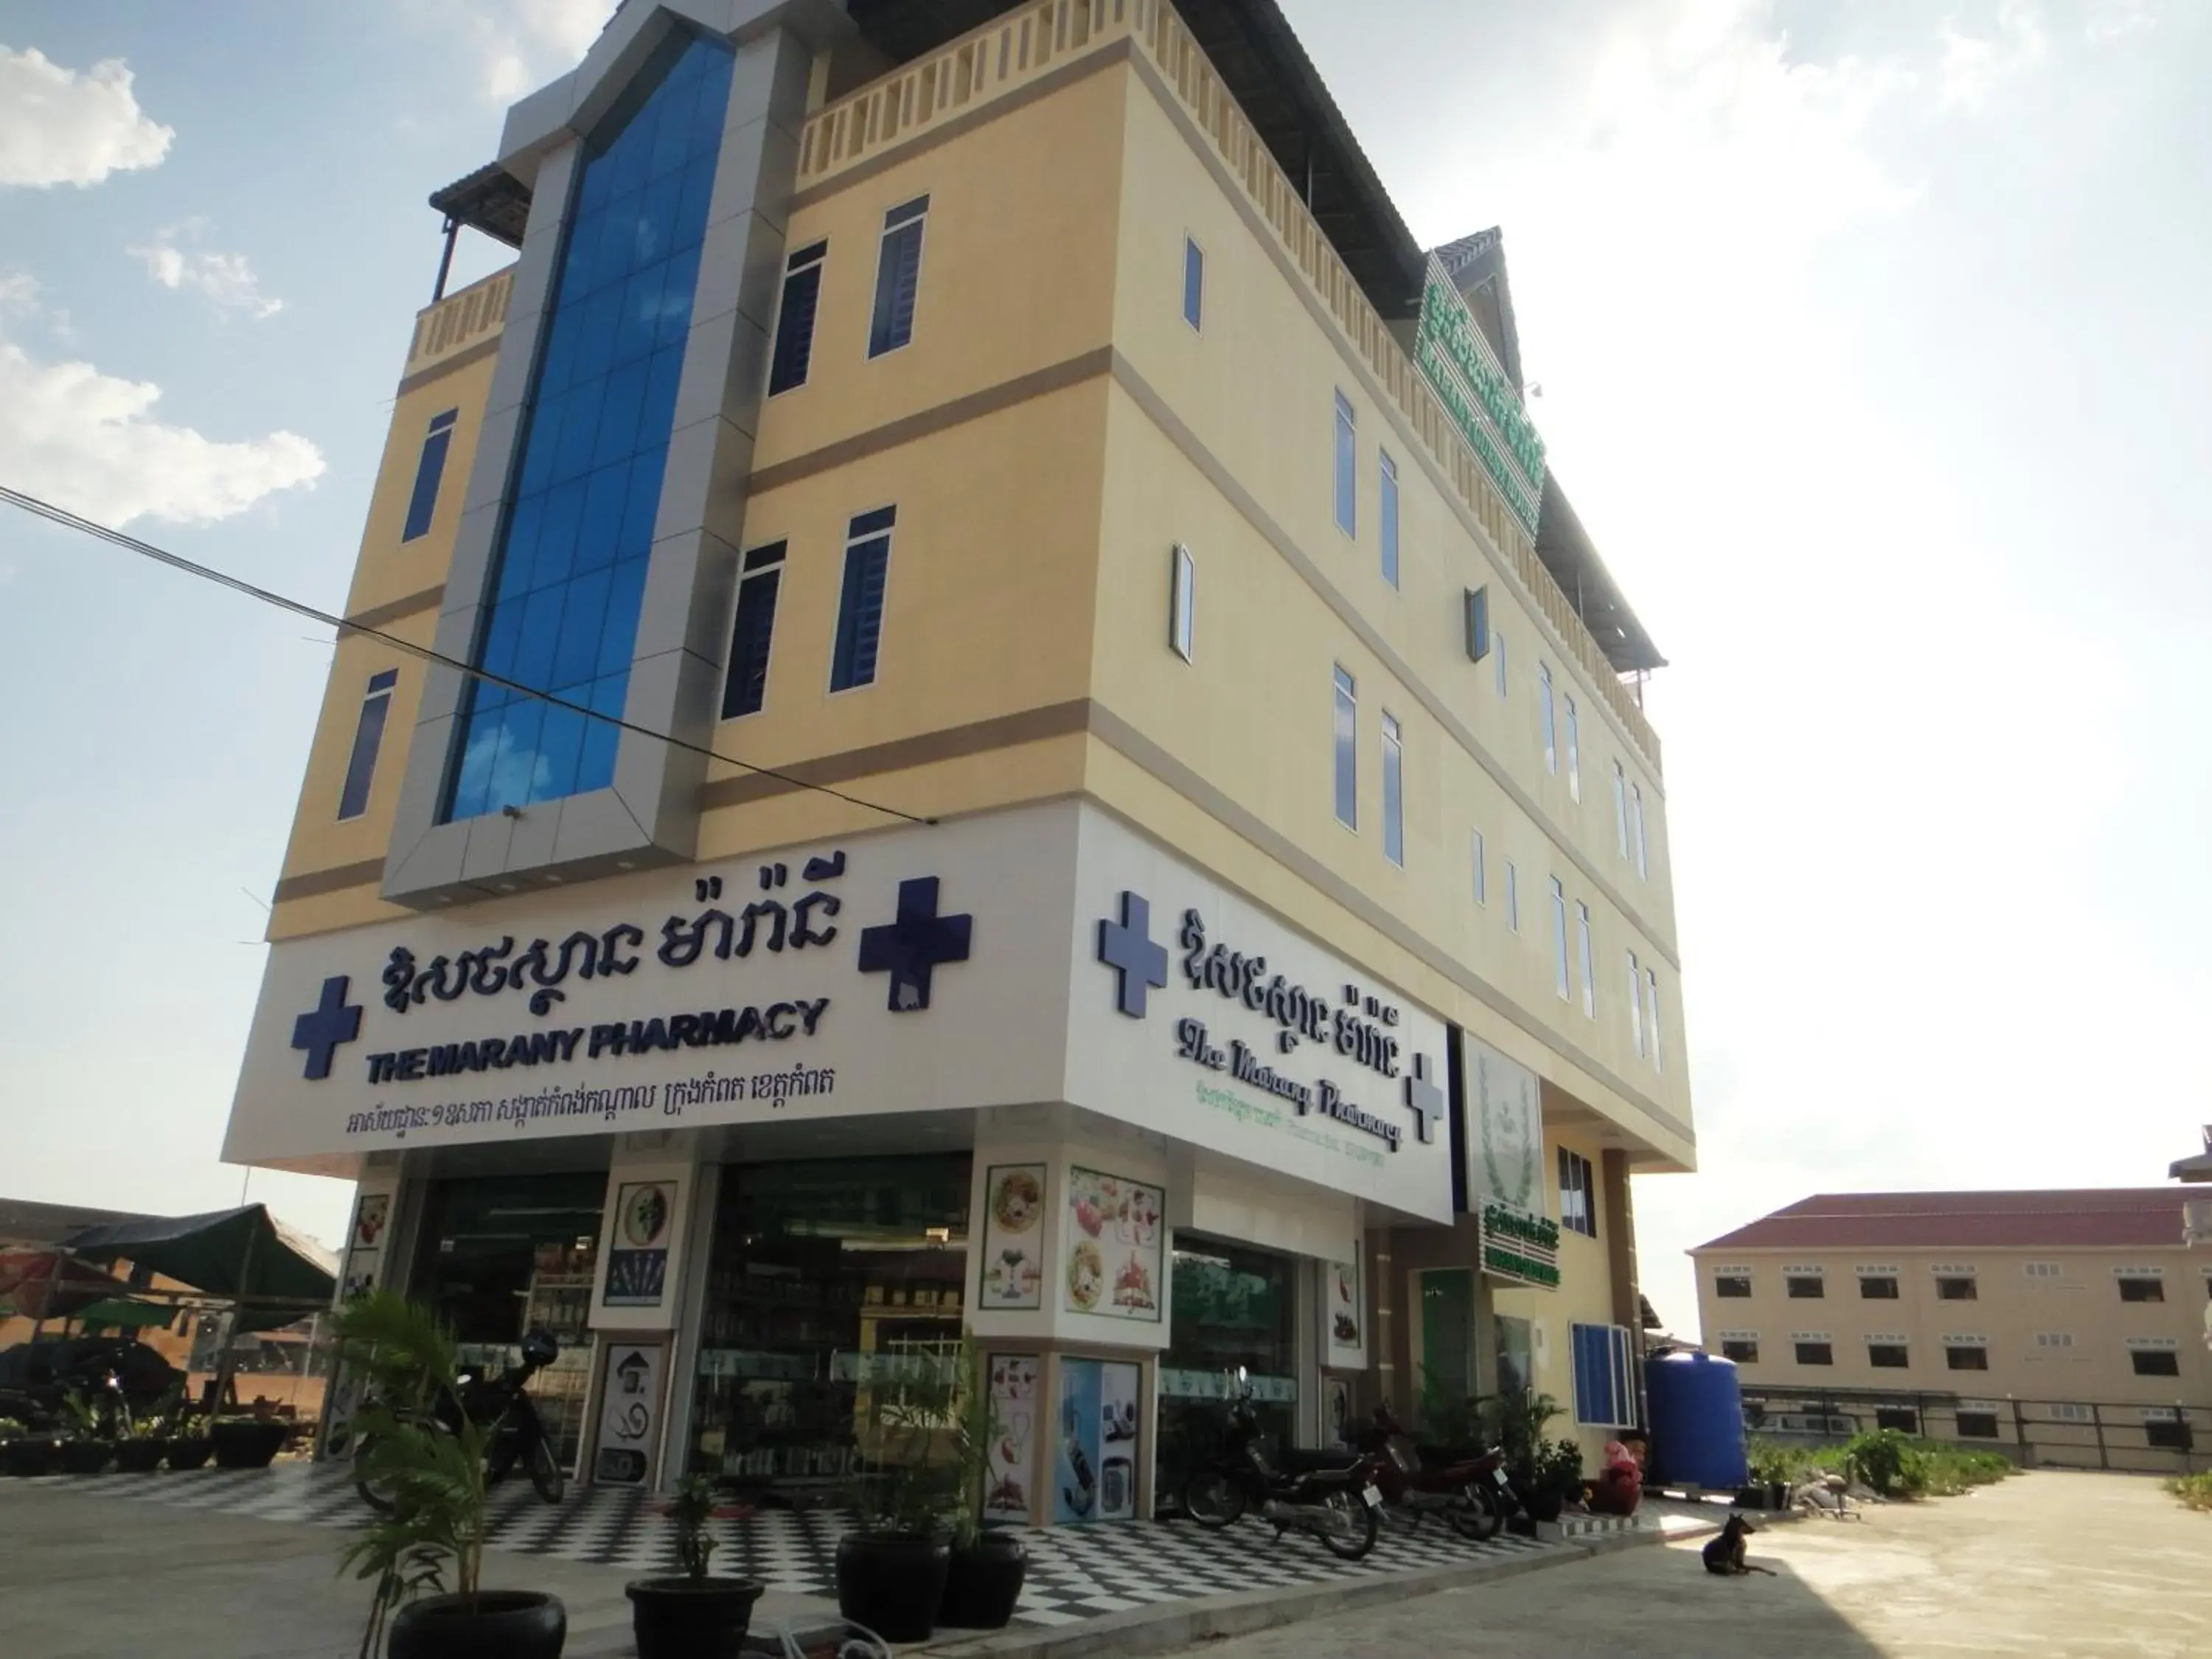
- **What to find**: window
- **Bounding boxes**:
[1570,1323,1637,1428]
[867,194,928,357]
[1332,391,1357,536]
[1627,950,1646,1057]
[1860,1276,1899,1300]
[2146,1419,2194,1452]
[1957,1411,2000,1439]
[2118,1276,2165,1303]
[2024,1262,2062,1279]
[1576,902,1596,1017]
[1381,712,1405,866]
[1868,1343,1910,1369]
[1493,627,1509,697]
[830,506,895,691]
[2034,1332,2074,1350]
[1471,830,1486,905]
[1612,762,1629,856]
[1714,1275,1752,1299]
[1874,1407,1919,1433]
[767,238,827,394]
[719,541,786,718]
[1538,661,1557,772]
[1182,234,1203,330]
[1464,586,1489,661]
[2132,1349,2181,1377]
[1549,877,1571,999]
[1937,1276,1978,1301]
[1786,1276,1825,1299]
[1645,967,1663,1072]
[1630,783,1649,878]
[1946,1345,1989,1371]
[1565,695,1580,800]
[442,29,734,823]
[1505,860,1520,931]
[1332,667,1358,829]
[402,410,459,542]
[1559,1149,1596,1238]
[1794,1341,1834,1366]
[1169,543,1195,662]
[1720,1338,1758,1364]
[337,669,399,820]
[1379,451,1399,588]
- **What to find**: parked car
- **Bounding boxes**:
[0,1336,184,1425]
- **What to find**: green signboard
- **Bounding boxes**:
[1411,257,1547,537]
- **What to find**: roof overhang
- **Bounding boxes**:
[1537,475,1668,674]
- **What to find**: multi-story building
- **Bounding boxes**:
[223,0,1691,1517]
[1692,1189,2208,1471]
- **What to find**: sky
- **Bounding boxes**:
[0,0,2205,1335]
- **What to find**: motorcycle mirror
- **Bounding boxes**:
[1237,1366,1248,1384]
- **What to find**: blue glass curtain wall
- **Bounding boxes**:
[443,30,734,823]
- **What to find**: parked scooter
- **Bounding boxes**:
[1354,1402,1512,1541]
[1181,1368,1384,1559]
[355,1327,566,1510]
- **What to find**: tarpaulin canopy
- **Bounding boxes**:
[0,1249,132,1321]
[61,1204,335,1313]
[72,1298,178,1331]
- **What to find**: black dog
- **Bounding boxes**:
[1703,1514,1776,1576]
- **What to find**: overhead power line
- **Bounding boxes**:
[0,483,935,829]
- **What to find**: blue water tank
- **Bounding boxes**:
[1646,1349,1747,1490]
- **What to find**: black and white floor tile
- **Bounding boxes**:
[16,1464,1575,1626]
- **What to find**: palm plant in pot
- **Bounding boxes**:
[335,1291,566,1659]
[58,1389,114,1475]
[938,1346,1027,1631]
[835,1346,964,1643]
[166,1399,214,1472]
[625,1474,762,1659]
[114,1413,170,1473]
[1484,1389,1562,1526]
[0,1416,59,1478]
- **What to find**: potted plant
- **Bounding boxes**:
[336,1291,566,1659]
[835,1346,962,1644]
[939,1347,1027,1631]
[115,1415,170,1473]
[167,1402,214,1472]
[58,1391,113,1475]
[625,1474,762,1659]
[1,1418,59,1478]
[1742,1441,1794,1509]
[1415,1366,1487,1467]
[1485,1389,1560,1525]
[211,1412,290,1469]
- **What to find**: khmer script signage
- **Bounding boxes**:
[1412,254,1547,536]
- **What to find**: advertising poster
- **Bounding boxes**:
[979,1165,1046,1310]
[1324,1253,1364,1369]
[594,1338,666,1485]
[605,1180,676,1308]
[982,1354,1038,1520]
[1465,1034,1543,1217]
[351,1192,391,1252]
[1097,1361,1140,1521]
[1062,1166,1164,1322]
[1054,1359,1102,1524]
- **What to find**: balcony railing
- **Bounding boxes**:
[794,0,1663,771]
[403,267,513,380]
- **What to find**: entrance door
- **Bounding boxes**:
[1416,1268,1477,1428]
[1156,1237,1296,1514]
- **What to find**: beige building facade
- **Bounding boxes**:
[225,0,1691,1512]
[1693,1190,2208,1471]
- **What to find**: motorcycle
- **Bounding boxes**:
[355,1328,566,1510]
[1181,1368,1384,1560]
[1354,1402,1512,1541]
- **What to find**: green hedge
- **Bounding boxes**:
[2168,1472,2212,1513]
[1745,1430,2017,1500]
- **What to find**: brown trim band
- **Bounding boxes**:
[341,585,446,634]
[395,333,503,399]
[698,698,1092,810]
[271,858,388,905]
[746,346,1113,499]
[787,37,1135,217]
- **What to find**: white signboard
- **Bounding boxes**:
[1465,1034,1543,1217]
[1065,807,1453,1223]
[593,1338,665,1486]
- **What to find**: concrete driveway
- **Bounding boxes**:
[1156,1470,2211,1659]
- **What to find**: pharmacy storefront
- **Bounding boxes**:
[227,800,1453,1522]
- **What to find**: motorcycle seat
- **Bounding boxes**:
[1277,1446,1365,1475]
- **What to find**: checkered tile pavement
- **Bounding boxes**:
[15,1463,1572,1626]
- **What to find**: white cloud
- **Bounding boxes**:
[443,0,614,102]
[128,223,283,319]
[0,45,173,187]
[0,327,324,526]
[2084,0,2156,42]
[0,269,39,319]
[1938,1,2049,111]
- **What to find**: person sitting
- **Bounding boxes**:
[1587,1438,1644,1516]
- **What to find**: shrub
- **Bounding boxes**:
[1843,1428,1924,1497]
[2168,1472,2212,1514]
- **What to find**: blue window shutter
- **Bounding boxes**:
[768,252,824,394]
[400,411,458,542]
[869,214,925,358]
[338,681,394,820]
[832,530,892,690]
[721,554,783,718]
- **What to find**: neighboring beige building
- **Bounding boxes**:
[1692,1189,2208,1470]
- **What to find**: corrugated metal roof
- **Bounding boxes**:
[1693,1189,2188,1254]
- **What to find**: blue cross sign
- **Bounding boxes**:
[1097,891,1169,1018]
[1402,1051,1443,1144]
[292,975,363,1081]
[858,877,973,1012]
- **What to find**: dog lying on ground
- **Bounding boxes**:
[1703,1514,1777,1576]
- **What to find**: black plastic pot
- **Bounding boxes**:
[939,1532,1029,1630]
[1770,1481,1792,1509]
[166,1436,212,1471]
[115,1439,168,1473]
[210,1419,287,1470]
[1520,1486,1565,1524]
[1735,1484,1767,1509]
[835,1533,950,1644]
[2,1439,59,1478]
[59,1440,111,1475]
[625,1576,762,1659]
[387,1590,566,1659]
